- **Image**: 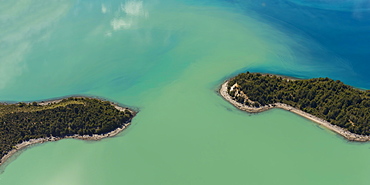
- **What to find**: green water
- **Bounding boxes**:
[1,0,370,184]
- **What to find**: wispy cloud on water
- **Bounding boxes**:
[105,0,148,34]
[121,0,148,17]
[0,0,71,90]
[102,4,108,14]
[111,18,133,30]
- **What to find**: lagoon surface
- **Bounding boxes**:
[1,0,370,184]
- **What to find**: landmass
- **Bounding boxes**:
[0,97,136,166]
[220,72,370,141]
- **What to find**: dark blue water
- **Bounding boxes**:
[225,0,370,88]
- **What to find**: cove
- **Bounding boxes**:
[1,0,370,185]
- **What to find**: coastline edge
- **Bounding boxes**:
[219,80,370,142]
[0,99,136,167]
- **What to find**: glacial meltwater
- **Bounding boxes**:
[1,0,370,184]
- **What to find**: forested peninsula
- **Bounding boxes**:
[220,72,370,141]
[0,97,135,166]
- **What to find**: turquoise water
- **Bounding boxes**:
[1,0,370,184]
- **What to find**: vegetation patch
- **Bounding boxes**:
[228,72,370,135]
[0,97,134,160]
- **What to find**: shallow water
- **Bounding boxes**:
[1,0,370,184]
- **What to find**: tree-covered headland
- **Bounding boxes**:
[0,97,134,160]
[228,72,370,135]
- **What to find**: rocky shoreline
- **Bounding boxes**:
[220,80,370,142]
[0,99,135,167]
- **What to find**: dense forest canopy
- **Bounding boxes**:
[228,72,370,136]
[0,97,134,160]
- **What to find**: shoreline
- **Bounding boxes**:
[0,98,136,167]
[219,80,370,142]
